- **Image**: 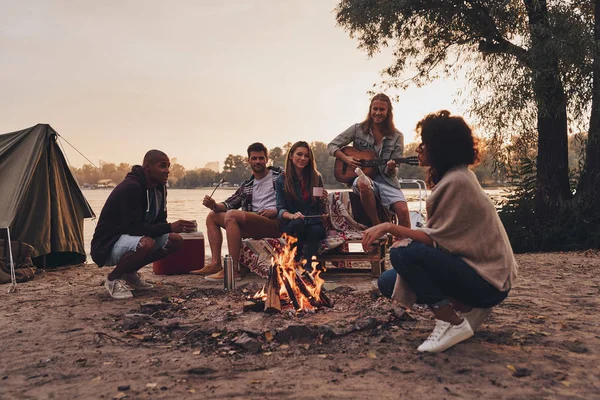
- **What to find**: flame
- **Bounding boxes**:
[253,234,327,312]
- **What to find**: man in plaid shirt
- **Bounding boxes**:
[192,143,282,281]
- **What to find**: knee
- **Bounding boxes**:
[378,269,397,298]
[166,233,183,250]
[223,210,242,227]
[356,179,372,193]
[394,201,408,214]
[206,210,219,224]
[389,247,410,275]
[137,237,156,254]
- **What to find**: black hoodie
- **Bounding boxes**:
[91,165,171,267]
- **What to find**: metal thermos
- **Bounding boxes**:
[223,254,235,290]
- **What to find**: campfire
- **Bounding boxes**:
[244,235,332,313]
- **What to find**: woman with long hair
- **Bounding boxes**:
[275,141,327,269]
[364,110,517,353]
[327,93,410,228]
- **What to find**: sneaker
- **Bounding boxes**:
[104,278,133,300]
[418,318,474,353]
[205,268,242,282]
[417,319,450,352]
[190,263,222,276]
[462,307,492,331]
[124,272,154,291]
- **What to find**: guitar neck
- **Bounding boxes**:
[361,156,419,167]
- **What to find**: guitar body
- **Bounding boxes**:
[334,147,379,185]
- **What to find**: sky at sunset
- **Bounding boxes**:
[1,0,466,170]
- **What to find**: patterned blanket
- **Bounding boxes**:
[239,191,367,278]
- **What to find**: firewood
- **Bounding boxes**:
[264,266,282,313]
[243,300,265,312]
[300,270,333,308]
[281,274,300,310]
[294,270,321,308]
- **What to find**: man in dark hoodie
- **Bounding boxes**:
[91,150,196,299]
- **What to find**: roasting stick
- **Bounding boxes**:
[303,214,329,218]
[208,177,226,199]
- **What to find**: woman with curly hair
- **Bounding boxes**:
[275,141,327,269]
[363,110,517,353]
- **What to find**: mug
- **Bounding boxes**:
[312,187,324,197]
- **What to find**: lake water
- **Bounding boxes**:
[82,187,506,260]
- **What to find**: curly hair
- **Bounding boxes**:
[284,141,322,202]
[416,110,480,187]
[360,93,396,137]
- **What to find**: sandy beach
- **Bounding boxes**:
[1,251,599,399]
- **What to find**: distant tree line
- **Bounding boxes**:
[71,138,585,190]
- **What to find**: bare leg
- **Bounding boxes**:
[431,304,464,325]
[357,179,381,226]
[206,210,226,268]
[142,233,183,264]
[449,298,472,313]
[107,237,156,281]
[223,210,247,272]
[390,201,411,228]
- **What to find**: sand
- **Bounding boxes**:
[1,251,599,399]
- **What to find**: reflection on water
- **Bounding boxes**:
[83,187,506,261]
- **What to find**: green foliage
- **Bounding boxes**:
[172,168,218,189]
[221,154,251,185]
[499,153,600,252]
[336,0,599,249]
[268,147,285,168]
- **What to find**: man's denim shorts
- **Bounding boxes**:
[105,233,170,266]
[352,174,406,210]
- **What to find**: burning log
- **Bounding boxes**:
[281,274,300,310]
[244,234,333,313]
[264,265,282,314]
[299,270,333,308]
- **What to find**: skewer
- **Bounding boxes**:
[303,214,329,219]
[207,178,226,199]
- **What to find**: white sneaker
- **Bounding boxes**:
[418,318,474,353]
[462,307,492,331]
[105,278,133,299]
[124,272,154,291]
[417,319,450,352]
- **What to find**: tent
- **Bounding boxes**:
[0,124,95,268]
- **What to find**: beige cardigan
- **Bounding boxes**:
[392,165,518,307]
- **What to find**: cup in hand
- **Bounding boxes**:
[312,187,324,197]
[188,220,198,233]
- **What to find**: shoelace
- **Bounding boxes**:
[113,280,130,293]
[424,320,450,343]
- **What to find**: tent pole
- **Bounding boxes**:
[6,228,17,293]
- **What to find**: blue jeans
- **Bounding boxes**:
[282,219,326,267]
[378,242,508,308]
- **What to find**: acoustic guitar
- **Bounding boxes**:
[334,146,420,185]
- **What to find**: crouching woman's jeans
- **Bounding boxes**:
[378,242,508,308]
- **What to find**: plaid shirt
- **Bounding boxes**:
[223,166,283,212]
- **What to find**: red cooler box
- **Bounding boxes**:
[153,232,205,275]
